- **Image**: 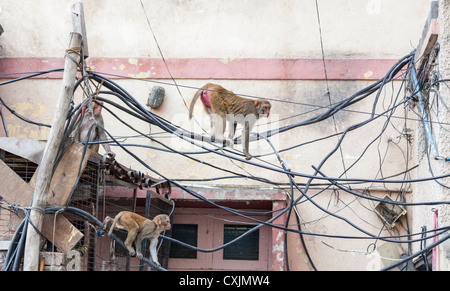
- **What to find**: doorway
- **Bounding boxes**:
[168,208,271,271]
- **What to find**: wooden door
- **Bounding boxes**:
[168,208,271,271]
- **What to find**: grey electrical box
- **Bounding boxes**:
[374,195,407,228]
[147,86,165,109]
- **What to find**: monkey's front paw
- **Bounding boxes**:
[136,252,143,260]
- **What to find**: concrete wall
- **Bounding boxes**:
[410,0,450,271]
[0,0,431,185]
[0,0,439,270]
[0,0,431,59]
[435,0,450,272]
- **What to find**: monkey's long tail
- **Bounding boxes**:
[107,211,124,236]
[189,87,203,119]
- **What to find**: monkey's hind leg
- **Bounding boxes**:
[123,222,139,257]
[211,113,226,143]
[134,233,146,260]
[124,232,138,257]
[226,120,237,149]
[243,121,253,160]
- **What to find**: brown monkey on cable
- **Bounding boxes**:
[75,101,115,158]
[189,83,271,160]
[103,211,171,266]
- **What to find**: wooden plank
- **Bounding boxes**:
[0,140,91,207]
[0,159,83,253]
[29,142,91,206]
[42,214,83,254]
[0,159,33,206]
[414,1,439,72]
[0,137,46,164]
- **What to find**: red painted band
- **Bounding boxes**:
[0,57,398,81]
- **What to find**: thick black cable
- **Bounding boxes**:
[94,115,450,244]
[276,109,444,246]
[0,96,51,128]
[90,71,450,186]
[0,68,64,87]
[260,134,317,270]
[2,51,449,271]
[90,52,413,147]
[66,64,450,245]
[87,72,450,227]
[0,105,8,137]
[380,232,450,271]
[1,218,26,271]
[95,96,277,185]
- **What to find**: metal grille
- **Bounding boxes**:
[169,224,198,259]
[67,158,174,271]
[65,157,100,271]
[0,150,173,271]
[223,225,259,260]
[1,150,38,182]
[0,150,38,238]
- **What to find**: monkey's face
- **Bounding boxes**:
[162,217,171,230]
[164,220,171,230]
[254,100,271,117]
[93,102,103,116]
[260,101,271,117]
[156,215,171,230]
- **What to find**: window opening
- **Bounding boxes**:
[169,224,198,259]
[223,225,259,260]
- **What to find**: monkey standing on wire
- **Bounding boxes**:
[103,211,171,267]
[189,83,272,160]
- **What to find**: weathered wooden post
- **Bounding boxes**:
[23,3,87,271]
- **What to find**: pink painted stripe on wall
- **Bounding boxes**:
[0,57,398,80]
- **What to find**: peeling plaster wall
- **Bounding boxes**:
[287,189,410,271]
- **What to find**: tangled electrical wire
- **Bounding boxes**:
[0,48,450,271]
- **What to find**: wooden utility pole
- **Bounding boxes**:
[23,3,87,271]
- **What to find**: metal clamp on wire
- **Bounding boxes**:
[100,152,115,169]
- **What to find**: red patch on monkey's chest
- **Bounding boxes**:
[200,91,212,108]
[77,105,87,122]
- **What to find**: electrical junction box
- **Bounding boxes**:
[147,86,165,109]
[374,195,407,228]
